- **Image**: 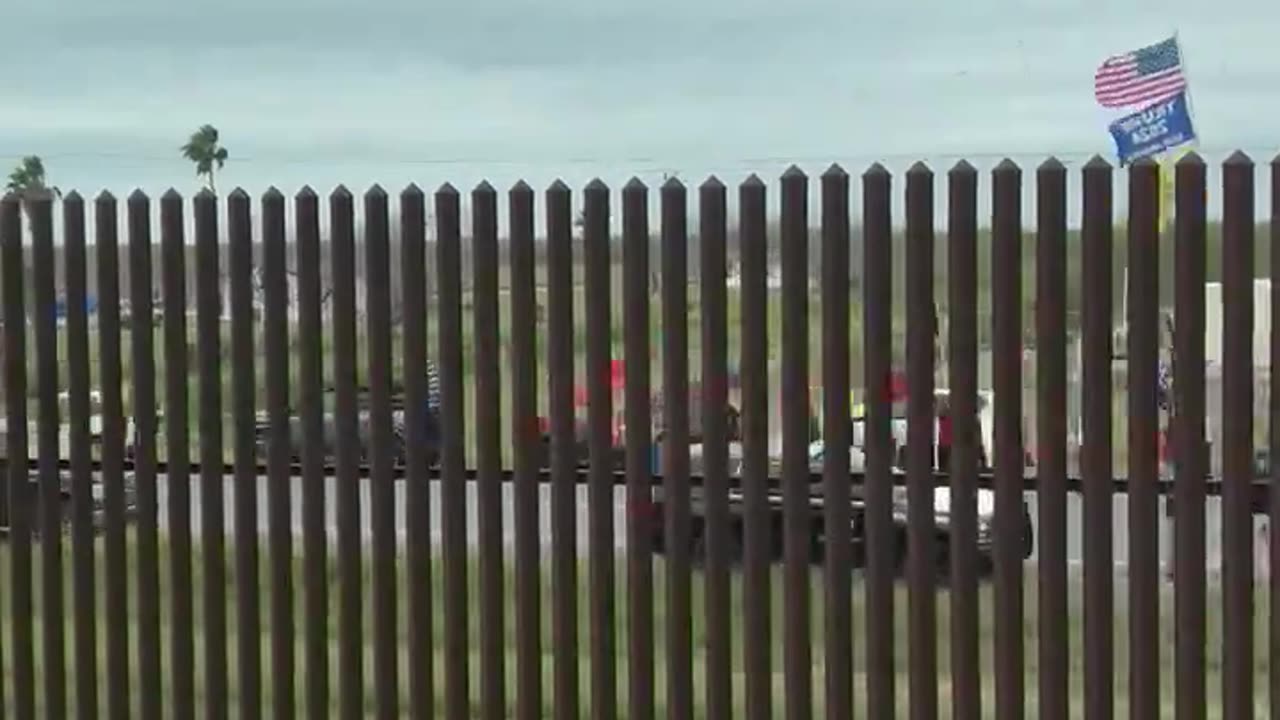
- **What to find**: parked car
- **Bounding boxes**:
[251,363,443,468]
[647,388,1035,575]
[0,391,141,535]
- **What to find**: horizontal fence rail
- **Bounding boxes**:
[0,454,1271,496]
[0,152,1276,719]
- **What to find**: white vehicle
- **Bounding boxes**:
[0,390,137,462]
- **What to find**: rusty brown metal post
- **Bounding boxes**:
[546,179,580,720]
[128,189,161,720]
[194,188,227,720]
[31,188,66,719]
[820,163,853,720]
[862,163,895,720]
[1,193,33,720]
[295,186,327,720]
[905,161,938,720]
[263,188,296,719]
[508,180,541,720]
[161,188,194,719]
[1080,156,1115,720]
[1,191,31,718]
[698,176,732,720]
[1172,152,1207,720]
[622,177,654,720]
[0,195,12,532]
[226,185,261,717]
[661,176,693,720]
[95,190,131,720]
[1219,151,1255,720]
[400,183,433,720]
[1126,158,1161,720]
[364,185,398,719]
[991,159,1024,720]
[1034,158,1068,720]
[64,190,99,720]
[779,166,812,720]
[738,173,771,720]
[583,178,617,720]
[948,159,982,720]
[331,185,364,720]
[472,181,505,720]
[228,188,262,719]
[436,182,470,720]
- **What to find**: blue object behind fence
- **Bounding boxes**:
[1108,90,1196,165]
[53,295,98,319]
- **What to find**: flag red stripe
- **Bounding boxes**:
[1093,38,1188,109]
[1094,56,1136,78]
[1096,72,1186,99]
[1097,66,1183,94]
[1096,77,1187,108]
[1094,55,1185,109]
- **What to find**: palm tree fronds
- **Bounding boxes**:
[182,124,228,191]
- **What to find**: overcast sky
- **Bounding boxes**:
[4,0,1277,203]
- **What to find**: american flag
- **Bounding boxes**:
[1094,36,1187,109]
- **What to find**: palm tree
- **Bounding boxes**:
[6,154,59,199]
[3,155,58,368]
[181,124,229,192]
[6,155,61,232]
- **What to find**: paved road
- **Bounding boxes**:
[138,474,1272,579]
[151,475,632,555]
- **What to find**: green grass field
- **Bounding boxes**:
[0,533,1271,718]
[7,213,1269,471]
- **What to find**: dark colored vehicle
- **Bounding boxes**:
[645,387,1035,576]
[251,363,443,467]
[645,464,1035,577]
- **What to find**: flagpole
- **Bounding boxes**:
[1177,30,1197,236]
[1173,29,1200,148]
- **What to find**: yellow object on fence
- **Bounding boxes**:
[1158,145,1193,233]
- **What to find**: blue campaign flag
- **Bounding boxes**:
[1108,90,1196,165]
